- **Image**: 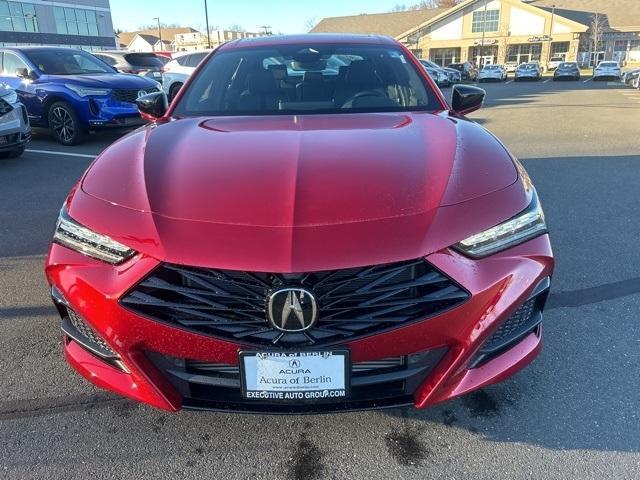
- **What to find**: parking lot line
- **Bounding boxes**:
[505,80,514,84]
[583,78,592,83]
[543,79,552,83]
[25,149,96,159]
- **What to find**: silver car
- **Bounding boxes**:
[0,84,30,158]
[515,63,542,81]
[593,61,621,81]
[478,64,507,82]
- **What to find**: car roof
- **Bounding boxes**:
[221,33,397,51]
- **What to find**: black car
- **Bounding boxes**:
[447,62,478,82]
[553,62,581,81]
[93,51,164,83]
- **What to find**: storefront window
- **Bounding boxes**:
[429,48,461,66]
[0,1,39,33]
[551,42,570,58]
[507,43,542,64]
[471,9,500,33]
[614,39,640,63]
[54,6,100,36]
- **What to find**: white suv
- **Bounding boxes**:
[162,50,212,101]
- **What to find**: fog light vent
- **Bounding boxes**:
[65,309,118,359]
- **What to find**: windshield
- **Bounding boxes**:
[483,65,500,70]
[559,62,577,69]
[25,49,113,75]
[173,43,439,117]
[520,64,537,70]
[599,62,618,68]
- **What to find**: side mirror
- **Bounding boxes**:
[136,91,168,121]
[16,68,37,80]
[451,84,485,115]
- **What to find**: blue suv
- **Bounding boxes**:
[0,47,160,145]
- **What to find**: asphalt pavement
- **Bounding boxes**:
[1,78,639,480]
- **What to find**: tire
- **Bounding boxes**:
[48,101,86,146]
[169,83,183,102]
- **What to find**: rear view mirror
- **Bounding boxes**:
[16,68,37,80]
[136,91,168,121]
[451,84,485,115]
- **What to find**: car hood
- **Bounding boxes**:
[77,112,523,271]
[42,73,157,89]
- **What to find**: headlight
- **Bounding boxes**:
[66,84,111,97]
[1,90,18,104]
[53,207,136,264]
[453,161,547,259]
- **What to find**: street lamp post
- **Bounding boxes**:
[153,17,163,52]
[479,0,488,67]
[204,0,211,48]
[546,4,556,70]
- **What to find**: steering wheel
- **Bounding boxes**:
[341,90,389,108]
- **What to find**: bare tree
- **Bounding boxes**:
[304,16,318,32]
[391,4,408,11]
[390,0,462,11]
[436,0,462,8]
[588,13,607,65]
[228,24,246,32]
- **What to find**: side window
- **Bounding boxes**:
[177,55,191,67]
[95,54,116,66]
[189,53,207,67]
[3,52,28,76]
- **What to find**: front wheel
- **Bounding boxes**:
[169,83,183,102]
[48,102,86,146]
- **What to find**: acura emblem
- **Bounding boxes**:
[268,288,318,332]
[137,90,148,99]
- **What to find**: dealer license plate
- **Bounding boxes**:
[240,351,349,402]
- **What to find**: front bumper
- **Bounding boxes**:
[46,233,554,413]
[69,93,155,130]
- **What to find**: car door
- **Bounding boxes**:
[0,51,42,121]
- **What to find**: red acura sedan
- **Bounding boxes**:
[45,35,553,413]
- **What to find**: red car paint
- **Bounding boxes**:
[45,35,554,412]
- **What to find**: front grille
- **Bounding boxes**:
[112,87,159,103]
[121,259,469,348]
[0,98,12,116]
[147,348,447,413]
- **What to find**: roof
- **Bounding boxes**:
[527,0,640,29]
[117,27,197,48]
[225,33,398,49]
[311,9,446,38]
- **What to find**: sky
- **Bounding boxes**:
[109,0,407,34]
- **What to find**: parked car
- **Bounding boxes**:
[420,59,460,85]
[447,61,478,81]
[553,62,581,81]
[420,60,450,87]
[593,61,621,81]
[514,63,542,81]
[478,64,507,82]
[93,51,165,83]
[546,56,564,71]
[162,50,211,101]
[621,68,640,86]
[0,46,160,145]
[46,34,553,414]
[0,84,30,158]
[504,62,518,73]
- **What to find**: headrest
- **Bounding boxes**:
[302,71,323,84]
[377,57,410,85]
[246,70,278,94]
[345,60,381,87]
